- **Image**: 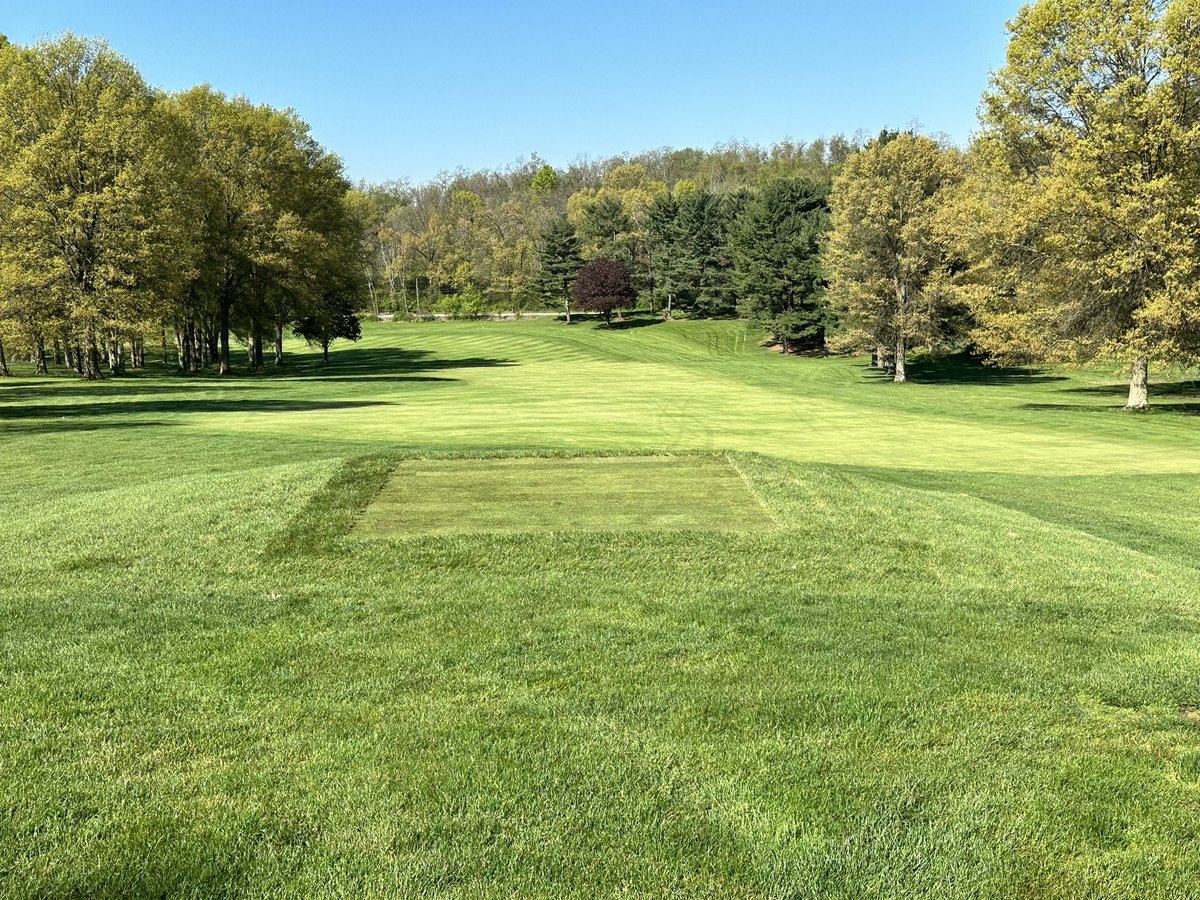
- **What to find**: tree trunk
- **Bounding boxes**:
[0,338,9,377]
[322,340,330,363]
[33,336,48,374]
[894,336,907,384]
[1126,357,1149,410]
[274,320,284,365]
[85,332,102,381]
[205,319,218,367]
[564,297,572,325]
[218,296,232,375]
[874,343,888,370]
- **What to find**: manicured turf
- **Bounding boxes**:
[2,317,1200,898]
[355,455,775,536]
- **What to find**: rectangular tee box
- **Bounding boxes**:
[354,455,776,537]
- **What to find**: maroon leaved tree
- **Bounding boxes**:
[570,258,635,327]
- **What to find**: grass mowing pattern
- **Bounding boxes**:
[2,317,1200,897]
[355,455,775,536]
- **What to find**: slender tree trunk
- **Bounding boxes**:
[85,331,102,381]
[205,319,217,367]
[894,336,907,384]
[34,336,48,374]
[366,276,379,316]
[274,319,284,366]
[1126,357,1149,411]
[219,296,232,376]
[564,296,572,325]
[0,338,9,377]
[322,340,330,363]
[874,343,888,370]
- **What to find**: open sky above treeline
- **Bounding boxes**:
[4,0,1020,184]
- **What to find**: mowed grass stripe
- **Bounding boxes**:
[355,455,775,536]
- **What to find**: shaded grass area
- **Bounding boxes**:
[355,454,775,536]
[2,320,1200,897]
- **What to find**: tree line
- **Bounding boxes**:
[355,0,1200,410]
[0,34,365,379]
[354,136,856,346]
[4,0,1199,411]
[829,0,1200,409]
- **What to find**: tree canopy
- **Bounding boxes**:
[0,35,365,379]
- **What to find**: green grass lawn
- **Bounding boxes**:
[355,455,775,536]
[3,317,1200,898]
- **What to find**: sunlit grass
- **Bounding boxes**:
[2,318,1199,897]
[354,455,775,536]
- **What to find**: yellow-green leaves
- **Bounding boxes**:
[825,133,964,377]
[968,0,1200,385]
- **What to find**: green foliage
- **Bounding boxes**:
[536,215,583,318]
[731,178,830,349]
[432,284,489,320]
[530,163,559,196]
[0,35,198,379]
[825,135,965,380]
[0,37,367,380]
[578,194,636,263]
[962,0,1200,407]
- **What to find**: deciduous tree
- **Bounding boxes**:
[964,0,1200,409]
[825,134,964,382]
[571,258,635,326]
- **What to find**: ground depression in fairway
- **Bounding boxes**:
[355,455,775,536]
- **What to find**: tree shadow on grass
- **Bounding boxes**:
[269,346,514,379]
[0,381,272,403]
[600,316,666,331]
[1064,380,1200,397]
[0,419,177,436]
[1023,401,1200,415]
[865,353,1068,385]
[0,399,394,422]
[0,346,513,387]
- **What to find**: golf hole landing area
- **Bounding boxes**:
[356,455,776,536]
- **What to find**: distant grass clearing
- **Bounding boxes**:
[355,455,776,536]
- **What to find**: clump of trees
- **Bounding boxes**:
[0,34,365,379]
[960,0,1200,409]
[826,133,964,382]
[822,0,1200,407]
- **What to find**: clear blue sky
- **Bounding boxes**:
[3,0,1021,184]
